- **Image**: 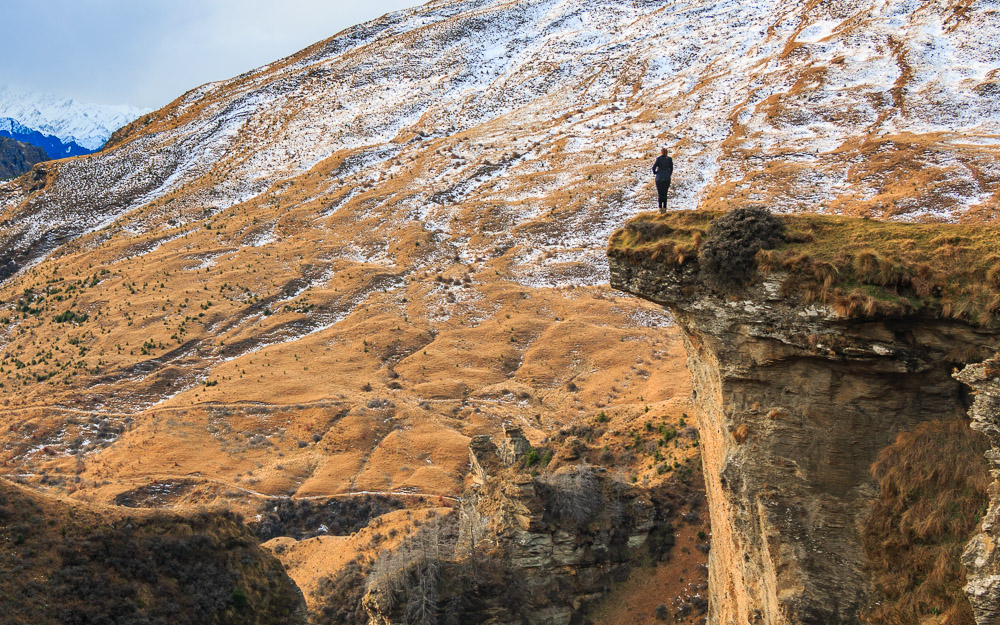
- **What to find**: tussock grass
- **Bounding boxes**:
[607,211,709,266]
[609,210,1000,326]
[862,419,989,625]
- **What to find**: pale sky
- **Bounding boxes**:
[0,0,421,110]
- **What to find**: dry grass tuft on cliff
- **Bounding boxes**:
[609,210,1000,326]
[862,419,989,625]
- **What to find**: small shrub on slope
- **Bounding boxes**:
[698,206,785,291]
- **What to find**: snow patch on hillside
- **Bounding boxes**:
[1,0,999,295]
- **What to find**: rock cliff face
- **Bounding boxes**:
[609,253,999,624]
[364,428,685,625]
[958,357,1000,625]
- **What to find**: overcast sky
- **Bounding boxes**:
[1,0,420,110]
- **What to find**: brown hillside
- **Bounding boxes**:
[0,477,305,624]
[0,0,996,620]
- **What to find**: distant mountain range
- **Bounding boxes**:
[0,83,148,157]
[0,117,91,158]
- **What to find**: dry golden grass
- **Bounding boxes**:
[862,419,990,625]
[0,135,694,518]
[731,424,749,444]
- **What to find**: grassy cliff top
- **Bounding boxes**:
[609,210,1000,326]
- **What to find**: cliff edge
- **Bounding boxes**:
[609,210,1000,624]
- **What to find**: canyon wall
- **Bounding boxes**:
[959,357,1000,625]
[610,255,998,624]
[363,428,689,625]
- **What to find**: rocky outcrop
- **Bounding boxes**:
[0,136,48,178]
[610,254,999,625]
[959,357,1000,625]
[364,428,683,625]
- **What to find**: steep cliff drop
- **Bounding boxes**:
[608,210,1000,624]
[958,357,1000,625]
[360,427,701,625]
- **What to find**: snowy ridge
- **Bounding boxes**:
[0,0,998,283]
[0,83,149,151]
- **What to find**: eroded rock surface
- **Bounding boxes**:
[364,428,691,625]
[958,357,1000,625]
[610,255,999,624]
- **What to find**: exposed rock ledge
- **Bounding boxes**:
[959,357,1000,625]
[610,249,999,625]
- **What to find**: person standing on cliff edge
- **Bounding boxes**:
[653,147,673,212]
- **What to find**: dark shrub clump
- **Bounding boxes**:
[250,495,404,541]
[698,206,785,291]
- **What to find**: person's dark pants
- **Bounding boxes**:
[656,180,671,210]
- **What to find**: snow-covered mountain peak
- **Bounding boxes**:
[0,83,149,151]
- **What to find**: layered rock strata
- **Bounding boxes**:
[610,255,999,624]
[959,357,1000,625]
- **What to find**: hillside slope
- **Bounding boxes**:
[3,0,998,277]
[0,477,306,625]
[0,0,995,607]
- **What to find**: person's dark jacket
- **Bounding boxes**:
[653,155,673,182]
